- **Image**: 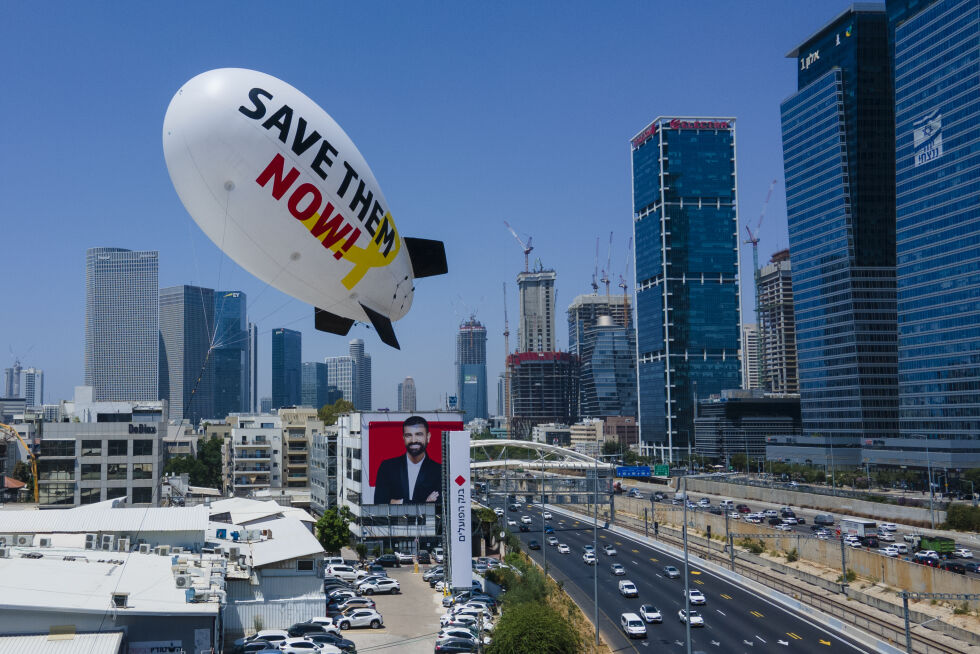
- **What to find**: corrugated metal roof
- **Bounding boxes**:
[0,632,123,654]
[0,505,209,535]
[208,498,314,525]
[249,517,323,567]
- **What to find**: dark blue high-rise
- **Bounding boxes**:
[631,117,742,459]
[889,0,980,468]
[272,328,302,409]
[212,291,248,418]
[780,5,899,465]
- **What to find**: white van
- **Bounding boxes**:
[326,564,358,581]
[719,499,735,509]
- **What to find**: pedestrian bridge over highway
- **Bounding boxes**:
[470,439,615,471]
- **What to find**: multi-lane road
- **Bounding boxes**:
[496,498,877,653]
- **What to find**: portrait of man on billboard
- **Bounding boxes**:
[373,415,442,504]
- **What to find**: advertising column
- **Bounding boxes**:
[446,430,472,592]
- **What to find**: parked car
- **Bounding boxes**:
[336,608,384,630]
[304,633,357,653]
[433,547,445,563]
[417,550,431,564]
[279,637,332,654]
[232,630,289,652]
[434,637,478,653]
[326,564,358,581]
[359,577,401,595]
[395,551,415,564]
[424,566,445,581]
[373,554,401,567]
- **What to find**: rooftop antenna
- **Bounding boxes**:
[504,221,534,272]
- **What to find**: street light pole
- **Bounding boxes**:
[682,476,692,654]
[541,466,547,577]
[927,446,935,530]
[593,434,599,647]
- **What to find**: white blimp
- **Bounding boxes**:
[163,68,446,349]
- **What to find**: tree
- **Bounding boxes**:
[164,455,208,486]
[354,542,368,562]
[318,398,355,426]
[487,601,580,654]
[475,507,499,549]
[11,460,32,485]
[196,435,224,489]
[315,506,354,553]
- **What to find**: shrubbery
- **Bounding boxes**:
[945,503,980,532]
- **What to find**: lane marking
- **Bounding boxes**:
[691,570,701,575]
[750,610,764,618]
[720,593,732,600]
[820,639,831,646]
[716,609,726,616]
[632,549,640,553]
[632,560,639,565]
[693,579,705,585]
[757,636,767,643]
[649,557,658,562]
[778,640,789,646]
[616,541,623,545]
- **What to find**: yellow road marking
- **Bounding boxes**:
[819,639,831,646]
[599,534,606,539]
[750,610,764,618]
[690,570,701,575]
[693,579,704,585]
[787,632,802,640]
[631,549,640,553]
[720,593,732,599]
[616,541,623,545]
[649,557,658,563]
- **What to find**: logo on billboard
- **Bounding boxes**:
[455,475,466,486]
[914,109,943,167]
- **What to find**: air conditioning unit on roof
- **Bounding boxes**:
[116,538,131,552]
[15,534,33,547]
[0,535,12,546]
[0,547,10,559]
[174,573,193,589]
[100,534,115,551]
[84,534,98,550]
[138,543,151,554]
[38,537,52,548]
[155,545,171,556]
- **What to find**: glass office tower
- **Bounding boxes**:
[631,117,741,459]
[456,317,488,423]
[84,248,159,402]
[271,328,302,409]
[212,291,248,418]
[780,6,898,465]
[159,285,215,423]
[890,0,980,468]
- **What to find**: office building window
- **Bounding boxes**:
[81,440,102,456]
[107,463,127,480]
[80,487,102,504]
[107,440,128,456]
[132,463,153,480]
[131,487,152,504]
[132,440,153,456]
[106,487,126,500]
[81,464,102,480]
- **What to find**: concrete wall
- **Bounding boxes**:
[648,506,980,600]
[681,478,946,526]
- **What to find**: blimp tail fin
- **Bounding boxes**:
[314,307,355,336]
[404,237,448,279]
[361,303,400,350]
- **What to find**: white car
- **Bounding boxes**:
[433,547,445,563]
[506,519,517,527]
[547,536,559,546]
[359,577,400,594]
[336,608,384,629]
[728,512,740,520]
[878,531,895,542]
[279,637,337,654]
[639,604,662,623]
[603,544,617,556]
[698,498,710,506]
[775,524,793,531]
[232,629,288,650]
[582,552,596,565]
[394,551,415,564]
[878,547,899,557]
[894,543,910,554]
[611,563,626,576]
[493,507,504,516]
[521,515,532,525]
[954,548,973,558]
[782,517,798,525]
[880,523,898,532]
[618,580,639,597]
[848,539,863,548]
[438,628,490,646]
[678,609,704,627]
[557,543,570,554]
[325,564,358,581]
[542,511,552,520]
[687,589,706,605]
[621,612,647,639]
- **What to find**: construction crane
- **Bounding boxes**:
[591,237,600,295]
[618,236,633,328]
[744,178,779,391]
[502,282,511,421]
[503,221,534,272]
[600,231,613,295]
[0,422,38,503]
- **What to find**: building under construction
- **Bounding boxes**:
[507,352,578,440]
[757,249,798,393]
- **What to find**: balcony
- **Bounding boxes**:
[287,431,307,442]
[234,464,271,473]
[234,452,270,461]
[237,441,269,448]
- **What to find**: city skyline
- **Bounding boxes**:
[3,1,857,411]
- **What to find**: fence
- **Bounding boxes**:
[224,598,325,637]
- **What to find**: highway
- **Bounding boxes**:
[495,498,878,653]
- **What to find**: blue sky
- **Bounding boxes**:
[1,1,853,410]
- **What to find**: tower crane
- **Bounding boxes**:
[0,422,38,503]
[591,237,600,295]
[618,236,633,328]
[743,178,779,391]
[600,231,613,295]
[503,221,534,272]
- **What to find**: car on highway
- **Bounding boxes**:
[736,504,751,513]
[698,498,710,506]
[620,612,647,639]
[493,507,504,517]
[546,536,559,546]
[728,511,741,519]
[878,546,899,557]
[940,560,967,575]
[903,533,919,543]
[521,515,532,524]
[687,589,706,605]
[359,577,400,594]
[558,543,570,554]
[528,540,541,550]
[877,531,895,542]
[764,509,779,518]
[847,539,863,548]
[610,563,626,575]
[583,545,595,553]
[506,518,517,526]
[336,608,384,630]
[775,524,793,531]
[954,548,974,558]
[508,503,519,512]
[519,524,530,532]
[618,580,639,597]
[880,523,898,532]
[639,605,663,623]
[781,517,798,525]
[542,511,552,520]
[664,565,680,579]
[628,489,643,499]
[544,524,555,534]
[678,609,704,627]
[583,551,596,565]
[603,544,617,556]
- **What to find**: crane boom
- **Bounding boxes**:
[504,220,534,271]
[600,231,613,295]
[592,237,600,294]
[0,421,38,503]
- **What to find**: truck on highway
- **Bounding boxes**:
[917,535,955,555]
[840,518,878,538]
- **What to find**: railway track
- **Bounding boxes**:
[569,505,966,654]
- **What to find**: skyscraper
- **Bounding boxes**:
[456,317,488,422]
[631,117,742,459]
[781,5,898,464]
[302,361,337,409]
[517,266,557,352]
[248,322,259,413]
[399,376,417,412]
[3,360,21,398]
[85,247,159,401]
[159,285,215,423]
[349,338,372,410]
[740,324,760,390]
[21,368,43,407]
[757,249,798,393]
[888,0,980,469]
[212,291,248,418]
[272,328,302,409]
[325,355,355,404]
[579,316,637,418]
[496,372,505,417]
[567,294,632,357]
[508,352,578,440]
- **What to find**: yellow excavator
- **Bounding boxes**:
[0,421,38,503]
